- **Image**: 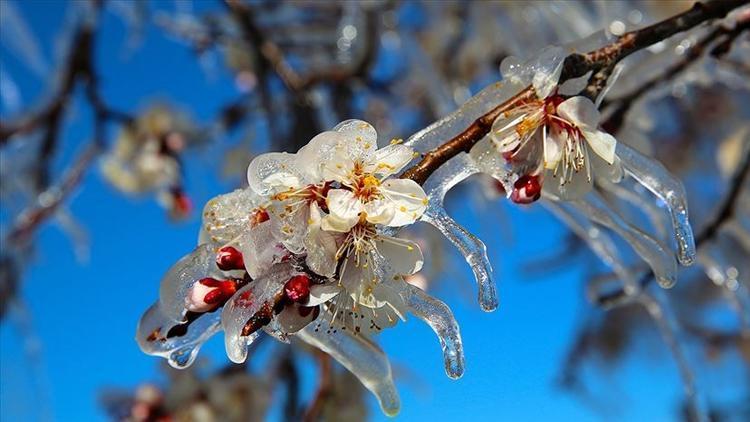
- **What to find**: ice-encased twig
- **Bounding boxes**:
[616,142,696,266]
[571,191,678,289]
[136,303,221,369]
[543,200,640,303]
[405,284,465,379]
[296,318,401,416]
[639,290,709,422]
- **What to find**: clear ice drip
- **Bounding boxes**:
[297,317,401,416]
[616,142,696,266]
[544,200,640,301]
[572,191,678,288]
[405,284,466,379]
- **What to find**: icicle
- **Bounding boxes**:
[571,191,678,288]
[615,142,696,266]
[422,205,498,312]
[405,284,465,379]
[598,177,670,242]
[639,291,710,422]
[297,317,401,416]
[543,200,640,302]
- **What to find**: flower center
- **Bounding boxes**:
[353,172,382,202]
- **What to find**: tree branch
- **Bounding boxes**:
[399,0,747,186]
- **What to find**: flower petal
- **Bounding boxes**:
[543,126,563,169]
[274,304,319,334]
[363,144,414,177]
[246,152,302,196]
[379,179,428,226]
[297,130,347,180]
[333,119,379,161]
[582,129,617,164]
[363,198,396,226]
[304,203,340,278]
[556,96,601,129]
[323,189,362,232]
[305,282,343,306]
[339,252,382,308]
[375,235,424,275]
[320,147,356,184]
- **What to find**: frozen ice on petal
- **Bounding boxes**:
[202,188,263,247]
[238,221,287,279]
[531,46,565,98]
[297,317,401,416]
[296,130,345,179]
[221,263,295,363]
[304,203,339,278]
[572,191,678,288]
[136,303,220,369]
[246,152,302,196]
[158,243,216,322]
[364,144,415,177]
[616,142,696,266]
[405,284,465,379]
[333,119,378,151]
[273,304,319,334]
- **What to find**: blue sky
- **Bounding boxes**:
[1,1,691,421]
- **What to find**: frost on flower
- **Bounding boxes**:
[137,119,464,416]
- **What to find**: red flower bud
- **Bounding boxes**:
[511,174,542,204]
[216,246,245,271]
[186,277,237,312]
[284,275,311,303]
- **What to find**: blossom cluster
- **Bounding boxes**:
[137,119,463,415]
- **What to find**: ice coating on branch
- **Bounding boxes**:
[297,317,401,416]
[136,303,221,369]
[571,191,678,288]
[615,142,696,266]
[544,200,640,300]
[405,284,465,379]
[158,244,217,322]
[221,263,295,363]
